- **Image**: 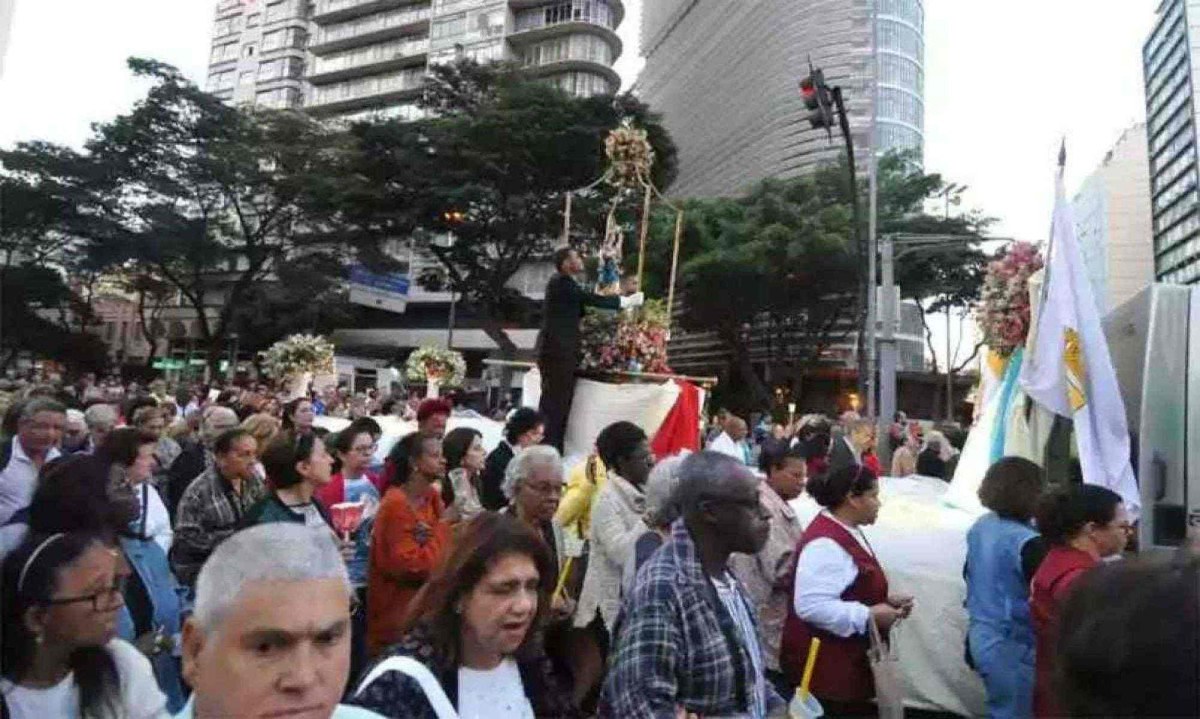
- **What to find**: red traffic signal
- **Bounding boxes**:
[799,69,834,132]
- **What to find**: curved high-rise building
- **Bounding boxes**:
[638,0,924,197]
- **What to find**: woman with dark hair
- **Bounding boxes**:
[963,457,1046,719]
[1055,556,1199,718]
[352,513,578,719]
[780,465,912,717]
[367,432,450,656]
[281,398,316,436]
[242,432,336,529]
[99,428,173,555]
[0,531,169,717]
[442,427,486,523]
[1030,483,1128,718]
[13,452,186,712]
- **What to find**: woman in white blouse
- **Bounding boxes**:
[0,531,169,719]
[780,465,912,718]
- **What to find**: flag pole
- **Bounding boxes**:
[1028,140,1066,370]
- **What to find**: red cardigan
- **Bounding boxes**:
[1030,546,1098,718]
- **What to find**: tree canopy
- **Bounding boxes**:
[634,152,991,410]
[327,59,678,354]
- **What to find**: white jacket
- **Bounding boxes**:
[573,471,647,634]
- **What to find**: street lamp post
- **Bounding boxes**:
[441,211,465,350]
[876,233,1004,468]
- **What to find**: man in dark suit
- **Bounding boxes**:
[537,247,642,451]
[827,418,875,477]
[480,407,546,510]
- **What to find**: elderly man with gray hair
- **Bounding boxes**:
[83,402,119,454]
[603,451,786,718]
[0,397,66,529]
[179,523,385,719]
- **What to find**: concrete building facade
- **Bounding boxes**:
[1143,0,1200,284]
[637,0,924,197]
[1073,123,1155,314]
[206,0,625,118]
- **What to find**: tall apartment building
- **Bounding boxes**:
[205,0,625,119]
[637,0,924,197]
[0,0,16,80]
[1143,0,1200,284]
[1072,124,1154,314]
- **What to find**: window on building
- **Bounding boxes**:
[432,14,466,40]
[246,13,260,27]
[211,42,238,64]
[244,44,257,58]
[238,70,255,86]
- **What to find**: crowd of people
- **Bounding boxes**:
[0,375,1195,719]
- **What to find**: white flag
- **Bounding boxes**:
[1019,164,1140,516]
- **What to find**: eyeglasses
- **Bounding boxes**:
[524,481,562,496]
[45,576,127,612]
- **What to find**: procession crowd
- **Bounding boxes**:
[0,375,1195,719]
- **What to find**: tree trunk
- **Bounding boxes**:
[480,317,520,398]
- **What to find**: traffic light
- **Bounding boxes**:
[799,68,835,135]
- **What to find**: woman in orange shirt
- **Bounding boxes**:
[366,431,450,656]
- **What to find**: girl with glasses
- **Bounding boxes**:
[0,531,168,718]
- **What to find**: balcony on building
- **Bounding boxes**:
[305,66,427,114]
[313,0,427,25]
[309,2,433,55]
[508,0,624,48]
[308,36,430,84]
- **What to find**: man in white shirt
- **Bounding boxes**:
[179,523,384,719]
[708,416,752,466]
[0,398,65,526]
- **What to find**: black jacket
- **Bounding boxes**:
[537,273,621,360]
[480,442,514,511]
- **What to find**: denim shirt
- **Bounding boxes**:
[117,535,188,713]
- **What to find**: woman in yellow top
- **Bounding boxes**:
[554,452,606,539]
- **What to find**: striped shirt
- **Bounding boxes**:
[711,571,768,719]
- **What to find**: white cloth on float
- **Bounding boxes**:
[562,379,680,463]
[791,476,987,718]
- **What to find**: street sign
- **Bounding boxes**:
[349,265,410,314]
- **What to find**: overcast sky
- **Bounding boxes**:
[0,0,1162,367]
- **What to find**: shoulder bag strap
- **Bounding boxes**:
[355,656,458,719]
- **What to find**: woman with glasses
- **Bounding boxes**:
[502,446,575,622]
[441,427,487,524]
[1029,483,1129,718]
[13,451,186,712]
[0,531,169,718]
[367,432,450,657]
[242,432,336,530]
[780,465,913,718]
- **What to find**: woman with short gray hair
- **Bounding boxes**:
[621,453,688,594]
[503,446,573,617]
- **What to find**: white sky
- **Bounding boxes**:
[0,0,1161,372]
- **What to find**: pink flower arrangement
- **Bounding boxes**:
[978,241,1044,357]
[580,300,672,374]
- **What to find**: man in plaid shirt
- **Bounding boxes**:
[171,428,266,587]
[602,452,788,718]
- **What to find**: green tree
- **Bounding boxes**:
[328,59,678,357]
[1,58,374,377]
[636,152,989,412]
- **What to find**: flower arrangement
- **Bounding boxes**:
[604,122,654,189]
[261,334,336,381]
[405,345,466,387]
[580,299,672,375]
[977,241,1045,357]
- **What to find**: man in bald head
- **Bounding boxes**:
[708,415,752,467]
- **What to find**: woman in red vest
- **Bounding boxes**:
[780,465,912,717]
[1029,483,1129,717]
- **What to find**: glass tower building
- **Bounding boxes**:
[637,0,925,197]
[1143,0,1200,284]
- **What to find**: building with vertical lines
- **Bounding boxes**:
[637,0,924,198]
[1143,0,1200,284]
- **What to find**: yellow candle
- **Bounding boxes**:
[799,637,822,700]
[553,556,574,600]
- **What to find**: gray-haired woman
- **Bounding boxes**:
[621,453,688,594]
[502,445,575,622]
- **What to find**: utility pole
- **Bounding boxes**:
[866,0,879,420]
[799,65,868,407]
